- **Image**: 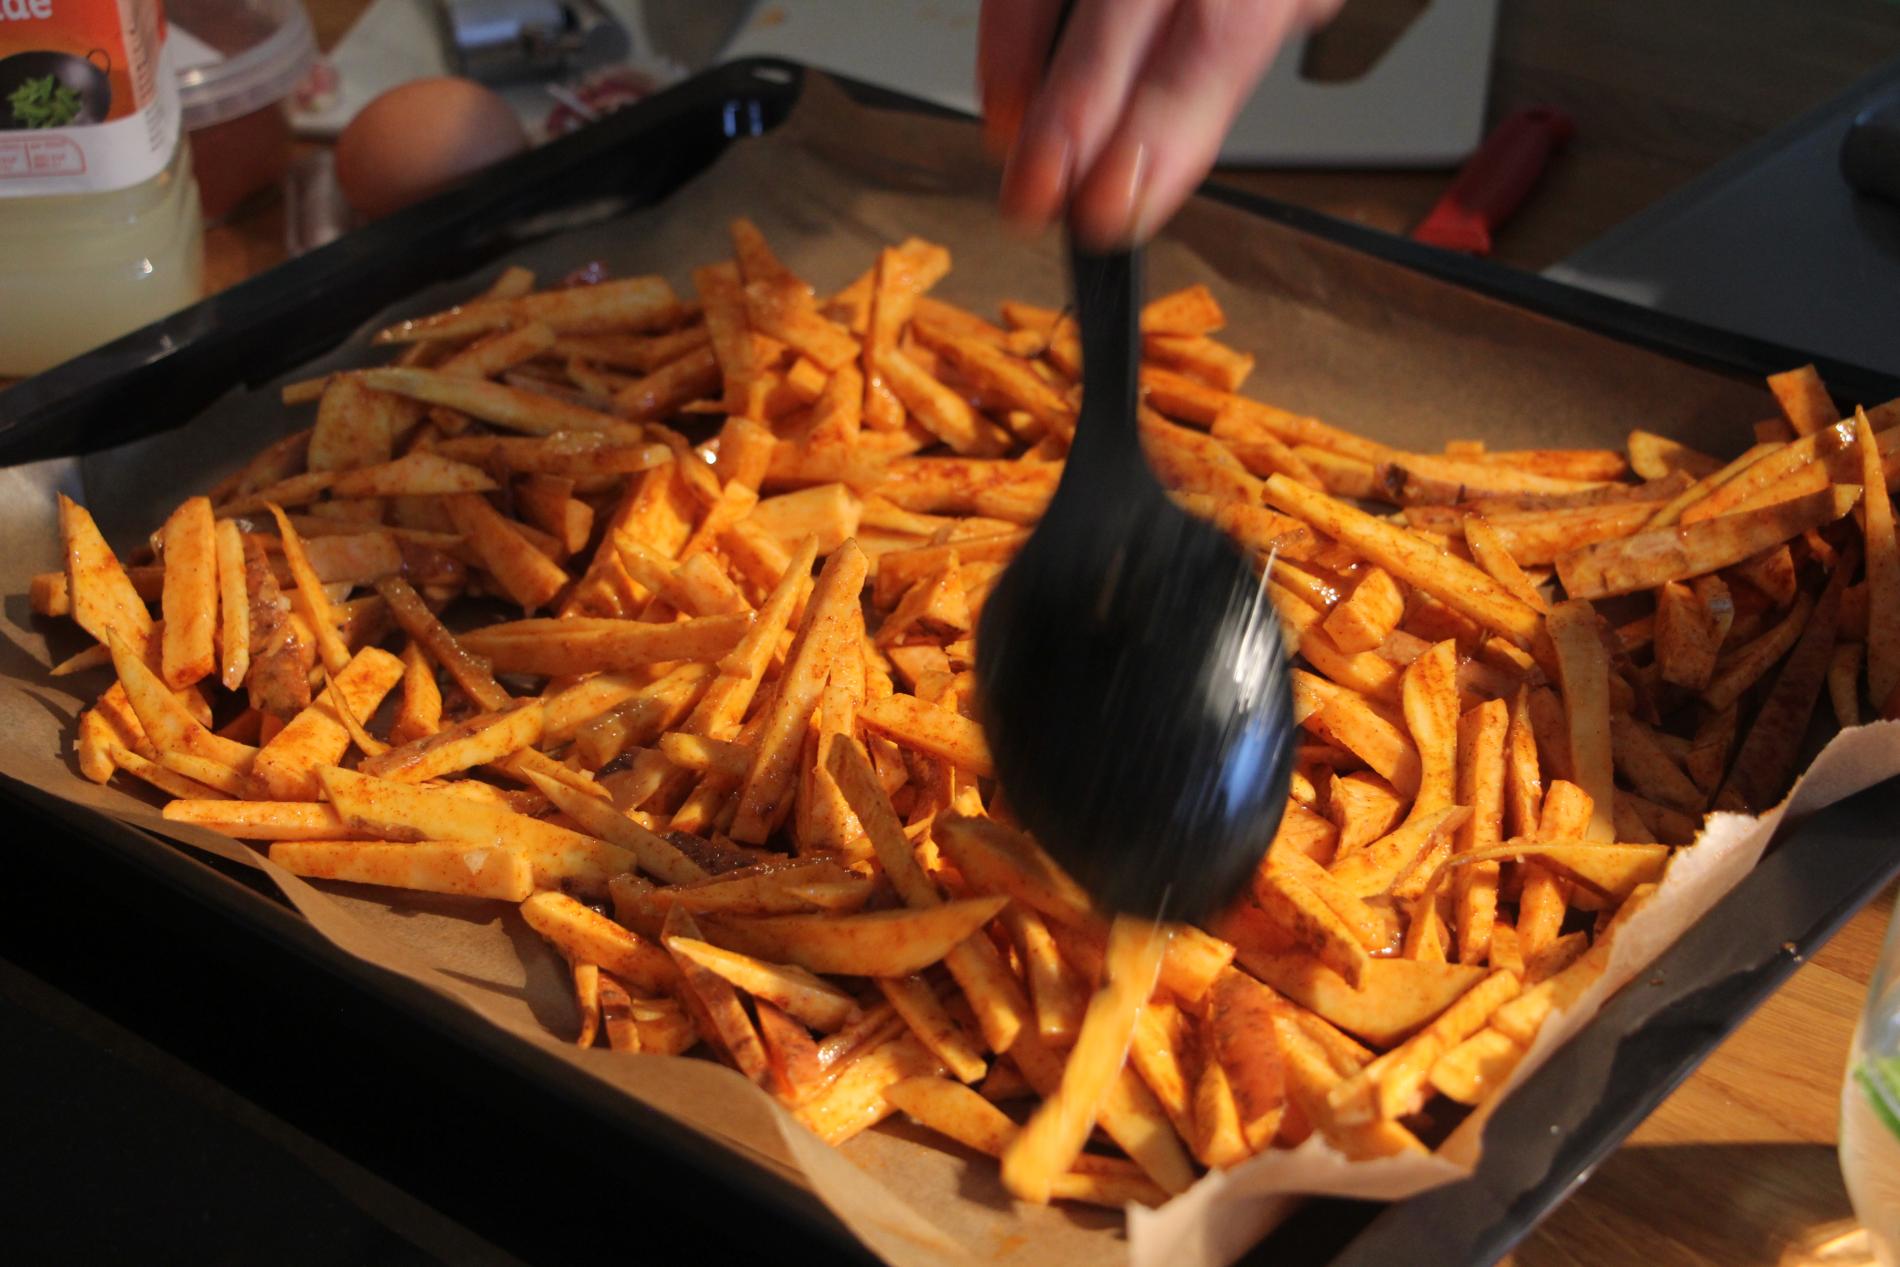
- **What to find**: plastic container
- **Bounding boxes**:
[170,0,316,221]
[1841,889,1900,1266]
[0,0,206,378]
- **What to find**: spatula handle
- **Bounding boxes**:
[1065,243,1146,474]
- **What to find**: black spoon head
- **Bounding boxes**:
[974,489,1296,926]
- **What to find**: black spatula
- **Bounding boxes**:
[973,237,1297,926]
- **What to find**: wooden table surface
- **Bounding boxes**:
[197,0,1900,1262]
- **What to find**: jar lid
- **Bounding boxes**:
[171,0,318,131]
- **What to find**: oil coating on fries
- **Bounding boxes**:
[30,230,1895,1223]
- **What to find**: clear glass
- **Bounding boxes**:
[0,142,206,378]
[1842,888,1900,1267]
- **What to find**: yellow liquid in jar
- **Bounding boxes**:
[0,142,205,379]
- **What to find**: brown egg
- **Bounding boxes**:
[335,77,529,220]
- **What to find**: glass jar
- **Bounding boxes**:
[0,140,204,378]
[1841,887,1900,1267]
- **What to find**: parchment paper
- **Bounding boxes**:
[4,73,1898,1267]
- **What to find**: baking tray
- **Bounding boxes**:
[2,58,1897,1267]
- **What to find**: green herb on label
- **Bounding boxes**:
[9,75,84,129]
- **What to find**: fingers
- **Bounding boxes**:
[977,0,1065,157]
[990,0,1335,246]
[997,0,1176,233]
[1070,0,1304,247]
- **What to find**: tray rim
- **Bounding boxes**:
[2,55,1897,1267]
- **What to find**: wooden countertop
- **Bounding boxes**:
[160,0,1900,1261]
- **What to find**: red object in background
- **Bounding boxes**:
[1412,107,1575,256]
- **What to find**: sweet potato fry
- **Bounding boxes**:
[521,890,678,995]
[1242,953,1487,1048]
[1703,589,1816,711]
[1321,568,1404,654]
[1557,485,1859,599]
[1002,919,1169,1204]
[156,496,220,688]
[1627,429,1723,481]
[1546,601,1617,841]
[1716,555,1852,813]
[856,693,993,777]
[60,494,154,657]
[320,766,633,897]
[1265,475,1542,644]
[729,540,868,843]
[252,647,404,799]
[268,840,533,900]
[457,613,751,676]
[702,897,1008,978]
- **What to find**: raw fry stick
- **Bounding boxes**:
[1399,642,1460,830]
[1609,712,1704,814]
[1546,601,1617,841]
[1205,970,1286,1150]
[1683,418,1863,524]
[106,633,257,777]
[521,891,677,994]
[1325,806,1469,899]
[936,336,1076,442]
[599,967,654,1052]
[1628,429,1722,480]
[164,799,358,839]
[745,281,858,370]
[357,367,632,435]
[665,937,857,1032]
[106,742,230,801]
[1003,904,1088,1045]
[729,541,868,843]
[1002,919,1170,1203]
[862,246,919,432]
[702,897,1009,977]
[59,494,154,657]
[442,493,569,612]
[1342,969,1521,1125]
[320,766,633,897]
[1763,366,1839,440]
[1253,866,1371,987]
[1517,780,1593,957]
[1322,568,1404,653]
[158,496,218,688]
[1504,686,1545,841]
[326,451,497,498]
[374,276,678,343]
[1143,284,1225,335]
[857,693,994,777]
[457,613,751,676]
[877,975,989,1084]
[1829,642,1864,728]
[880,348,1011,456]
[1452,698,1508,965]
[212,519,251,691]
[253,647,405,799]
[263,503,351,676]
[1716,556,1852,813]
[1462,516,1551,613]
[1303,687,1422,795]
[1265,475,1542,644]
[831,741,1032,1053]
[357,700,542,783]
[390,641,443,745]
[662,905,769,1082]
[374,576,511,711]
[431,432,668,477]
[268,841,533,900]
[1557,484,1860,599]
[1644,442,1781,530]
[526,771,706,885]
[570,958,602,1048]
[1429,1028,1525,1105]
[797,1032,947,1145]
[1327,771,1405,858]
[1703,590,1816,711]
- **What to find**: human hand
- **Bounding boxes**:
[979,0,1344,248]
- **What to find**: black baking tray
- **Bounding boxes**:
[3,58,1897,1267]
